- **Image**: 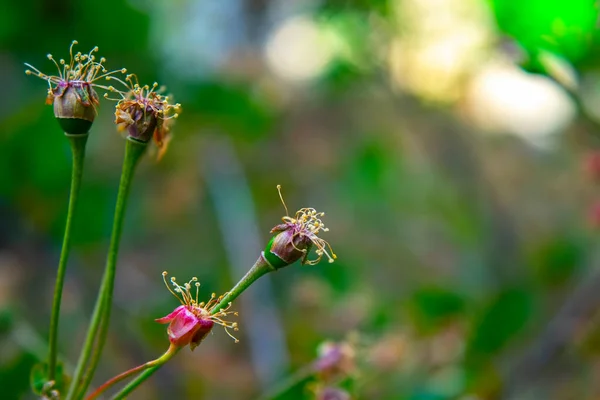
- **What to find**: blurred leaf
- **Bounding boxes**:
[466,287,533,362]
[490,0,599,64]
[0,308,14,336]
[320,0,391,16]
[0,350,36,400]
[529,236,585,287]
[407,286,466,335]
[186,81,276,139]
[30,362,47,395]
[30,361,70,397]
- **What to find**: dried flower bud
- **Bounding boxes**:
[105,74,180,159]
[24,40,125,135]
[315,387,351,400]
[156,272,239,350]
[264,186,336,269]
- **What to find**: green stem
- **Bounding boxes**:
[66,138,147,400]
[48,133,88,381]
[258,363,315,400]
[210,253,275,315]
[86,344,179,400]
[109,345,180,400]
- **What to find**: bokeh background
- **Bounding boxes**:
[2,0,600,399]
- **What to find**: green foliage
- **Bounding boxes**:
[529,236,585,287]
[466,287,534,363]
[490,0,600,66]
[186,81,277,139]
[407,286,466,334]
[30,361,70,397]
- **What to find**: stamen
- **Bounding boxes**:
[162,271,184,305]
[69,40,78,72]
[46,54,63,79]
[277,185,290,217]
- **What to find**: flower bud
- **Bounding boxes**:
[156,272,239,350]
[264,186,336,269]
[52,81,99,135]
[24,41,126,135]
[107,75,180,159]
[264,225,313,269]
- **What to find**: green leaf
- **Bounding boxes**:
[407,286,466,335]
[30,362,70,397]
[466,287,533,363]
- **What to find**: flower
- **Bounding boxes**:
[314,387,351,400]
[315,340,356,381]
[156,272,238,350]
[263,185,336,269]
[105,74,180,159]
[24,40,125,135]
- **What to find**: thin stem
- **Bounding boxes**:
[109,345,180,400]
[48,133,88,381]
[258,363,315,400]
[86,344,179,400]
[210,253,275,315]
[66,138,147,400]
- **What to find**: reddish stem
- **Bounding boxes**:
[86,360,154,400]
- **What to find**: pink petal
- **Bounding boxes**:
[155,305,186,324]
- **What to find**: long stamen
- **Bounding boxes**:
[277,185,290,216]
[46,54,63,79]
[162,272,184,305]
[94,68,127,82]
[68,40,78,71]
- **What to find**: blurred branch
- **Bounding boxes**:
[502,261,600,398]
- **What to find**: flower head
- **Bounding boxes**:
[24,40,126,134]
[263,185,337,269]
[105,74,180,159]
[156,272,238,350]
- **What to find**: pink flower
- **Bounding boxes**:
[156,272,239,350]
[156,305,214,350]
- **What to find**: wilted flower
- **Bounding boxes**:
[105,74,180,159]
[156,272,238,350]
[263,185,336,269]
[315,340,356,381]
[24,40,125,135]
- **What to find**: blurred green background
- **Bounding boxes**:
[2,0,600,399]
